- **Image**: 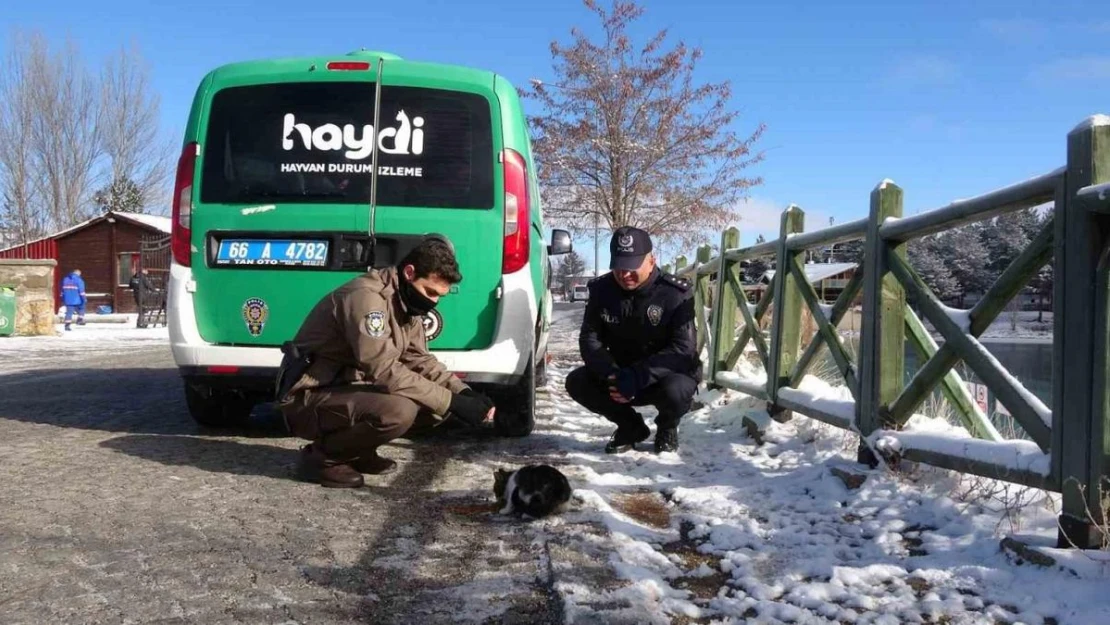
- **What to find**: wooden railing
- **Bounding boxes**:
[665,115,1110,549]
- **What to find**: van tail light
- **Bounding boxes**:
[171,142,198,267]
[502,148,530,274]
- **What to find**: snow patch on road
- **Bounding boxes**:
[0,316,168,374]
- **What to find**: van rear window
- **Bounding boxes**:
[199,82,495,208]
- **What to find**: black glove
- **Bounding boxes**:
[614,368,640,399]
[449,392,495,427]
[461,387,497,409]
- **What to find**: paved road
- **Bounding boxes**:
[0,305,606,625]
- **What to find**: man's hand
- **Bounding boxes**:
[607,368,638,404]
[449,391,496,427]
[462,387,497,424]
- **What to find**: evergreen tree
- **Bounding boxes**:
[744,234,771,283]
[555,250,587,292]
[985,208,1038,276]
[831,239,864,264]
[1028,207,1055,322]
[909,234,960,303]
[93,177,144,213]
[937,224,991,306]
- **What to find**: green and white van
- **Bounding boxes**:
[167,50,572,436]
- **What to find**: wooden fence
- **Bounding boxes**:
[666,115,1110,549]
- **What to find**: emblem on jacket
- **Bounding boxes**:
[365,310,386,337]
[600,309,617,324]
[422,309,443,341]
[647,304,663,326]
[242,297,269,336]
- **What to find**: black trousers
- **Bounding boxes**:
[564,366,698,429]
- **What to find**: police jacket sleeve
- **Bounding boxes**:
[579,287,617,376]
[401,331,469,394]
[630,292,697,387]
[341,292,454,415]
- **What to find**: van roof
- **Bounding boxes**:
[204,50,503,91]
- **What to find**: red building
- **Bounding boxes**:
[0,211,171,314]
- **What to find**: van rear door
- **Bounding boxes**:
[190,78,503,350]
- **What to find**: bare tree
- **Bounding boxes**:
[99,42,172,212]
[526,0,766,248]
[27,32,103,229]
[0,31,46,249]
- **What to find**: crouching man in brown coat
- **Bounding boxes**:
[276,238,496,488]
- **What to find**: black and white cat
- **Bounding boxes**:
[493,464,572,519]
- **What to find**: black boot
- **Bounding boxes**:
[654,426,679,453]
[604,419,651,454]
[297,444,364,488]
[350,448,398,475]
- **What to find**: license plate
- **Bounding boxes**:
[215,239,329,267]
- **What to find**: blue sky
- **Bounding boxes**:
[3,0,1107,270]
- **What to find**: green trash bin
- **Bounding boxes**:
[0,287,15,337]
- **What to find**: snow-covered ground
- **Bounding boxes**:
[955,312,1052,342]
[4,302,1104,623]
[535,303,1108,625]
[839,310,1053,342]
[0,315,168,374]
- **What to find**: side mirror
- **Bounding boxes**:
[547,229,572,255]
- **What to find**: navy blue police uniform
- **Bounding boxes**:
[564,226,701,454]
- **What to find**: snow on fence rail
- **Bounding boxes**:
[665,114,1110,550]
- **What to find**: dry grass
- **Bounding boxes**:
[660,524,731,604]
[610,491,671,529]
[1049,478,1110,550]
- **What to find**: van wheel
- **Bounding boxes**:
[184,381,254,428]
[494,355,535,437]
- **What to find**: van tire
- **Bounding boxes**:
[494,354,535,437]
[184,381,254,428]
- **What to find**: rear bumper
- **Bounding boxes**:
[179,366,279,393]
[168,262,538,386]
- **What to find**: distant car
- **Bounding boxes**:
[571,284,589,302]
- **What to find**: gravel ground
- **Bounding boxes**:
[0,308,618,625]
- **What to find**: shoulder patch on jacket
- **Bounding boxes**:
[660,273,691,292]
[364,310,387,337]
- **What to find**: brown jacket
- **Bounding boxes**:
[283,266,467,415]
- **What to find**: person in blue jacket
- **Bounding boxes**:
[60,269,87,331]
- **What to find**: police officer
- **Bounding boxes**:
[276,238,497,488]
[565,226,700,454]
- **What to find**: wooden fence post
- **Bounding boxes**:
[857,180,905,466]
[767,206,805,417]
[1056,115,1110,548]
[709,227,741,386]
[688,246,711,369]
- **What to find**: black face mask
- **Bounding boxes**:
[399,273,437,316]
